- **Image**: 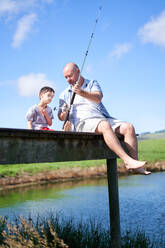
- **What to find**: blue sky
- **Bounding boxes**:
[0,0,165,133]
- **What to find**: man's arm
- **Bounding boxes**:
[72,84,103,104]
[58,102,72,131]
[58,105,72,131]
[27,120,33,129]
[58,103,70,121]
[58,110,67,121]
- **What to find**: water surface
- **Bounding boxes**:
[0,172,164,239]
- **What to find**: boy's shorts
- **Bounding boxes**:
[75,117,124,133]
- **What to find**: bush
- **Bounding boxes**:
[0,214,164,248]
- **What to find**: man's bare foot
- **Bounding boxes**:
[125,159,147,170]
[135,167,151,175]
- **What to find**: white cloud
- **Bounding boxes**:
[0,0,16,16]
[0,0,54,17]
[12,13,37,48]
[0,0,37,17]
[109,43,132,59]
[138,10,165,47]
[0,0,54,47]
[18,73,54,97]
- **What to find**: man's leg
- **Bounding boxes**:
[115,122,138,159]
[115,122,151,175]
[95,120,146,170]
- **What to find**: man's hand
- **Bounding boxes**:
[72,84,102,103]
[63,121,72,131]
[58,103,70,121]
[61,103,70,113]
[72,83,82,95]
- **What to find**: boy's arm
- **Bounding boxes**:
[27,120,33,129]
[42,109,52,126]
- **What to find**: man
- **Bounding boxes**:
[58,62,151,174]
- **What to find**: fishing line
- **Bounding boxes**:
[62,1,104,129]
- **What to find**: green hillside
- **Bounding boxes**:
[138,131,165,140]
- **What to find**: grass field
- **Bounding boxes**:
[138,139,165,162]
[0,139,165,177]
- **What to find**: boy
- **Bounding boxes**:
[26,86,55,130]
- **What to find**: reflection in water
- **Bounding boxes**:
[0,177,107,208]
[0,173,164,240]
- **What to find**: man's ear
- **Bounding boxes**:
[76,67,80,74]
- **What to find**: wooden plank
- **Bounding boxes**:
[0,128,117,164]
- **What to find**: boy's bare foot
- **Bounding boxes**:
[125,159,147,170]
[135,167,151,175]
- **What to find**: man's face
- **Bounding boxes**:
[63,67,79,86]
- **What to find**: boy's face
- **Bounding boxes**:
[40,91,54,104]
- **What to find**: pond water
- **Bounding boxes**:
[0,172,164,239]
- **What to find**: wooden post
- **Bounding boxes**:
[107,158,121,248]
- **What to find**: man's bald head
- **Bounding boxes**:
[63,62,81,86]
[63,62,79,74]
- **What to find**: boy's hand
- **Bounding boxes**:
[39,107,47,115]
[39,106,52,126]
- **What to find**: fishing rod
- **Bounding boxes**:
[62,2,104,130]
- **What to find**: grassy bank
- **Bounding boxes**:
[138,139,165,162]
[0,214,164,248]
[0,160,106,178]
[0,139,165,178]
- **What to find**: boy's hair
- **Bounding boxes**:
[39,86,55,98]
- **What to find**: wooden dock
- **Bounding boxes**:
[0,127,122,248]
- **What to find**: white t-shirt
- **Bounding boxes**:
[59,79,111,127]
[26,104,54,130]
